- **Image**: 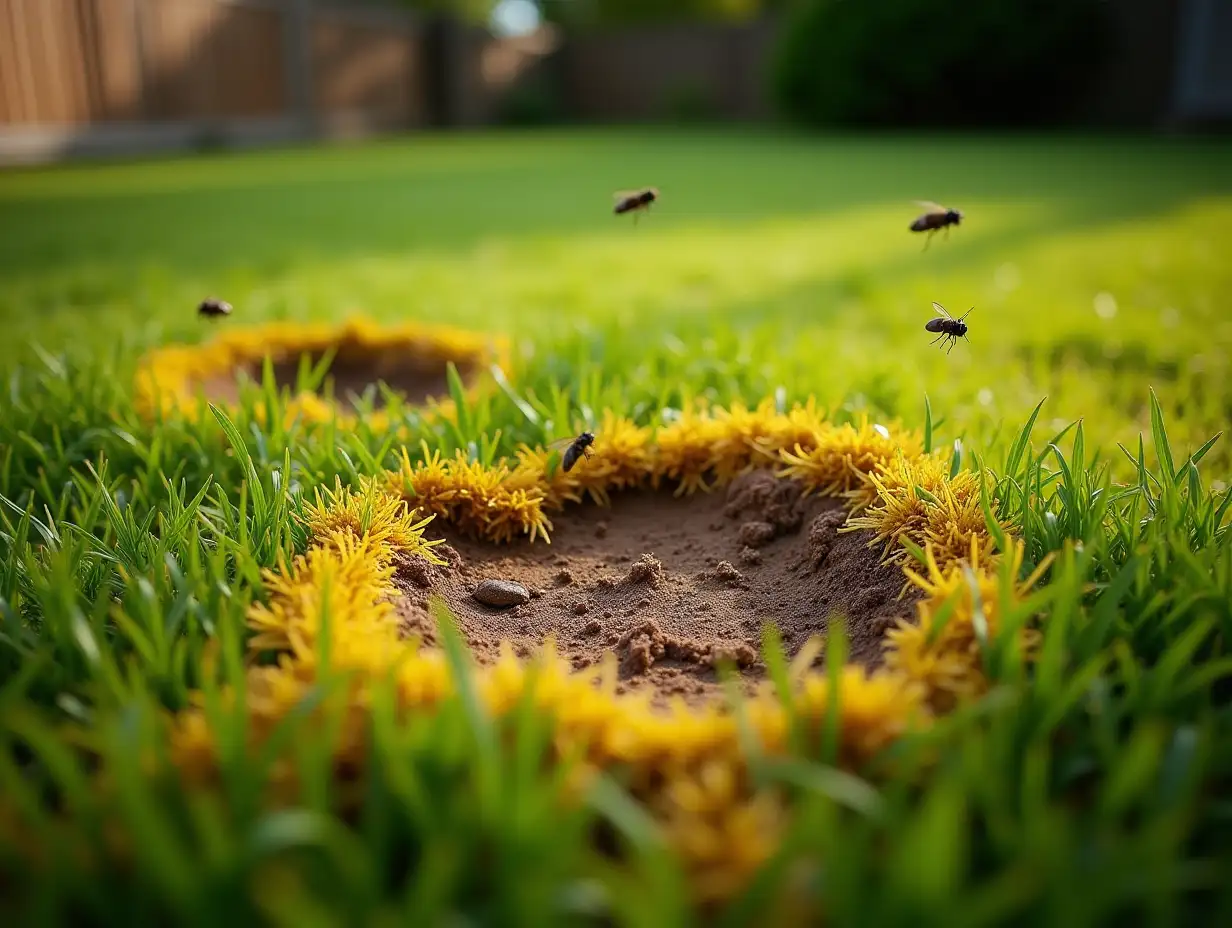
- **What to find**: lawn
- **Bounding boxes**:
[4,129,1232,474]
[1,129,1231,924]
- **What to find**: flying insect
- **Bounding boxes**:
[549,432,596,472]
[614,188,658,223]
[924,302,972,354]
[910,201,963,249]
[198,297,232,319]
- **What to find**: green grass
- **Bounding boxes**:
[2,129,1232,924]
[3,129,1231,476]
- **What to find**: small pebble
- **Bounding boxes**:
[472,579,530,608]
[714,561,744,585]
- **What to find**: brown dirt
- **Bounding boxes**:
[392,471,918,705]
[198,349,478,410]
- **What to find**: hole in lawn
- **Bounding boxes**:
[394,471,920,705]
[198,345,482,410]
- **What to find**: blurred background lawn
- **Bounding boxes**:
[2,0,1231,475]
[2,128,1230,473]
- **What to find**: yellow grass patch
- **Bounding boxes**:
[164,396,1049,903]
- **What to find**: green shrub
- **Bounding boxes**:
[772,0,1108,127]
[496,69,567,126]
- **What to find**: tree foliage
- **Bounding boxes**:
[772,0,1108,127]
[541,0,774,29]
[395,0,501,25]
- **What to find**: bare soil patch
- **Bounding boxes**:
[393,471,918,704]
[199,348,479,410]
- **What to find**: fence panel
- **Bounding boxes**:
[140,0,285,121]
[311,8,424,130]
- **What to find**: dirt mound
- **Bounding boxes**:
[393,471,917,704]
[201,347,478,410]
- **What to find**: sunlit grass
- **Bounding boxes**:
[3,131,1230,472]
[1,129,1232,923]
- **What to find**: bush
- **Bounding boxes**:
[771,0,1108,127]
[496,70,567,127]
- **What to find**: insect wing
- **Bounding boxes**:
[931,301,952,320]
[541,439,572,478]
[915,200,947,215]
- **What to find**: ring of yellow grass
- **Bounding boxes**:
[169,399,1049,907]
[134,317,509,428]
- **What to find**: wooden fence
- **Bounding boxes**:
[0,0,1215,164]
[0,0,428,162]
[559,20,778,123]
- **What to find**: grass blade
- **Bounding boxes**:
[1148,387,1175,480]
